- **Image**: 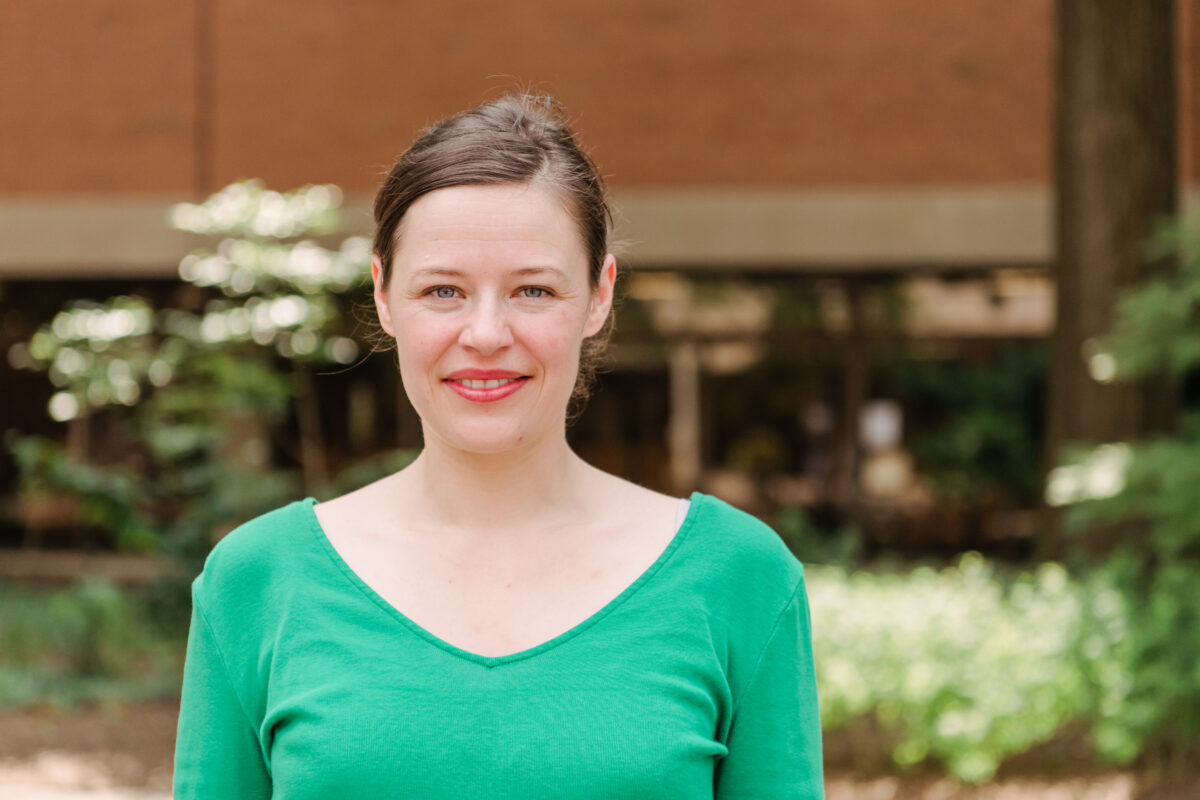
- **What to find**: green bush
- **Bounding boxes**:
[1050,215,1200,767]
[6,181,372,581]
[6,432,158,551]
[807,555,1124,783]
[0,579,183,708]
[1057,422,1200,764]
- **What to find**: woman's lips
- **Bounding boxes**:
[445,375,529,403]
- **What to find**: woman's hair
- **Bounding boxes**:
[372,93,615,407]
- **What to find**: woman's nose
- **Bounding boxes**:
[458,298,514,354]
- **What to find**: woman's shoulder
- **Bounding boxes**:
[679,493,807,623]
[678,494,808,681]
[193,498,319,605]
[686,492,804,586]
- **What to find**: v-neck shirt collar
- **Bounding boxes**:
[302,492,706,669]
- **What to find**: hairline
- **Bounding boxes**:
[382,174,596,289]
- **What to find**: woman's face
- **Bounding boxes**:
[373,182,615,456]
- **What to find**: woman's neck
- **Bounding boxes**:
[398,431,598,536]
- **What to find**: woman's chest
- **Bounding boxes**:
[258,608,729,799]
[329,524,678,659]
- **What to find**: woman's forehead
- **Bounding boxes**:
[392,184,587,272]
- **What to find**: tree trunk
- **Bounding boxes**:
[1047,0,1179,552]
[1050,0,1178,453]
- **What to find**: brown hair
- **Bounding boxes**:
[372,93,614,406]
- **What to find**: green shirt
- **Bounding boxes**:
[173,492,824,798]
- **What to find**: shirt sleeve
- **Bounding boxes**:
[173,595,273,799]
[714,580,825,799]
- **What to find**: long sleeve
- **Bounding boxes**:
[714,580,824,799]
[173,595,273,799]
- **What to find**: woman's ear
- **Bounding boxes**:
[584,255,617,337]
[371,255,396,337]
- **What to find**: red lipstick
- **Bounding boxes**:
[444,369,529,403]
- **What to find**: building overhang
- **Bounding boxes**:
[1,186,1196,279]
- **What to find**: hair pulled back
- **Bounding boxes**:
[373,94,611,289]
[372,94,614,407]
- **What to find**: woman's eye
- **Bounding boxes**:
[431,286,457,299]
[520,287,550,299]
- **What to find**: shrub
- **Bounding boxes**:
[0,579,183,708]
[1049,216,1200,767]
[807,555,1124,782]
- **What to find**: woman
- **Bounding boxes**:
[174,94,823,799]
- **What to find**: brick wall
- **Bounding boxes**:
[1,0,1193,196]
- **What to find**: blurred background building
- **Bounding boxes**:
[1,0,1198,562]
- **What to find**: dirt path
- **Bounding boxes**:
[0,760,1148,800]
[0,751,168,799]
[0,700,176,797]
[825,774,1138,799]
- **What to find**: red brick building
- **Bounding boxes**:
[3,0,1195,276]
[1,1,1197,544]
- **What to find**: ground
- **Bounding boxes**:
[0,701,1194,799]
[0,701,173,799]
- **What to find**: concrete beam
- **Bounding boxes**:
[0,196,202,278]
[611,187,1052,270]
[2,186,1196,279]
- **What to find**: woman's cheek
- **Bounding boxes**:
[539,309,587,351]
[397,319,445,359]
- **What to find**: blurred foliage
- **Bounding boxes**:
[775,506,863,567]
[0,579,182,708]
[725,427,788,478]
[1051,215,1200,768]
[7,181,367,420]
[1095,219,1200,381]
[767,278,825,330]
[5,181,374,592]
[6,432,157,551]
[809,554,1126,783]
[890,348,1045,505]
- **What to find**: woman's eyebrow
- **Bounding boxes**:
[512,267,569,281]
[408,266,570,281]
[409,267,464,281]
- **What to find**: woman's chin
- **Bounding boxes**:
[432,422,543,457]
